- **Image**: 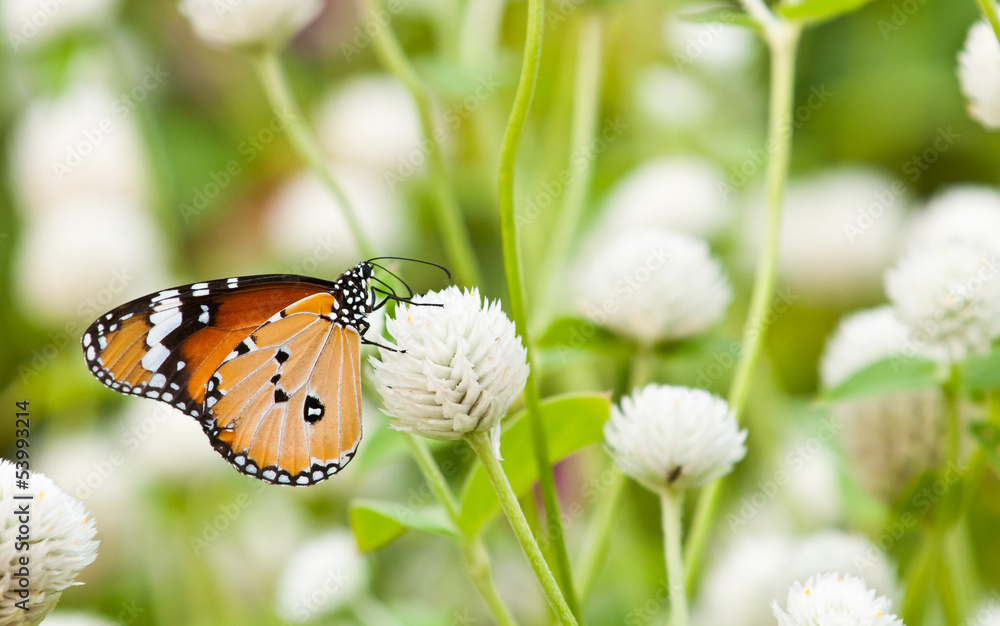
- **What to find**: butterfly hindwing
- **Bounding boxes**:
[202,293,363,485]
[81,275,338,418]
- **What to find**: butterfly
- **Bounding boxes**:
[82,258,446,486]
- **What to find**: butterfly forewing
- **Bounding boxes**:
[204,293,363,485]
[82,275,337,418]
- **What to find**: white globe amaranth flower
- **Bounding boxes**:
[772,572,903,626]
[595,157,733,239]
[664,17,757,74]
[635,65,712,128]
[885,240,1000,361]
[694,531,899,626]
[820,307,913,389]
[275,531,369,622]
[604,384,746,492]
[959,21,1000,130]
[966,601,1000,626]
[14,196,167,323]
[371,287,530,452]
[316,75,424,176]
[265,165,410,270]
[1,0,119,53]
[0,460,99,626]
[179,0,322,50]
[744,168,907,304]
[9,83,149,217]
[574,229,732,344]
[907,185,1000,253]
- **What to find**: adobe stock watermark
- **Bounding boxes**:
[516,116,629,228]
[188,482,268,555]
[538,465,622,551]
[842,126,959,244]
[673,10,741,71]
[693,287,799,388]
[17,268,134,385]
[384,74,501,190]
[877,0,929,41]
[179,107,295,224]
[8,0,78,51]
[726,413,839,532]
[52,65,169,181]
[717,84,833,198]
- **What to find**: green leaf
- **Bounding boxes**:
[350,500,456,552]
[961,347,1000,391]
[536,317,631,355]
[971,422,1000,474]
[821,356,942,402]
[678,5,759,30]
[778,0,872,24]
[458,392,611,535]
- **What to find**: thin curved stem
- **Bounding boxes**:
[251,52,374,259]
[360,0,483,286]
[683,21,801,592]
[467,431,578,625]
[496,0,579,618]
[402,434,518,626]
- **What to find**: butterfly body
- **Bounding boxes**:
[82,263,374,486]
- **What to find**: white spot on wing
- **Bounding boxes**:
[86,346,96,361]
[193,289,209,297]
[141,344,170,371]
[146,309,183,348]
[149,373,167,388]
[151,289,180,302]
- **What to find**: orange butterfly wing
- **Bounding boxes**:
[203,293,363,485]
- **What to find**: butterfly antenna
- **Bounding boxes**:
[366,256,452,281]
[369,263,414,299]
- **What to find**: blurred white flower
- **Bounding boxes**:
[694,531,899,626]
[265,166,409,270]
[907,185,1000,253]
[316,75,424,175]
[886,240,1000,361]
[116,402,224,484]
[745,168,907,304]
[275,531,369,623]
[0,460,99,625]
[10,83,149,216]
[371,287,529,457]
[775,436,842,530]
[38,612,116,626]
[179,0,321,49]
[574,229,732,344]
[967,601,1000,626]
[14,196,167,322]
[595,157,732,239]
[605,384,746,493]
[635,66,712,128]
[665,18,756,74]
[821,307,946,503]
[772,572,903,626]
[959,21,1000,130]
[1,0,118,52]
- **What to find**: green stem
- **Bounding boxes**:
[402,434,518,626]
[360,0,483,286]
[497,0,579,618]
[977,0,1000,44]
[251,52,374,259]
[661,490,688,626]
[534,12,604,330]
[902,532,937,626]
[467,431,578,625]
[575,343,654,599]
[683,21,801,593]
[458,0,507,70]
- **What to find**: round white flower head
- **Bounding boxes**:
[664,17,757,74]
[14,196,167,322]
[265,166,409,270]
[179,0,321,50]
[821,307,946,503]
[744,168,907,304]
[9,83,148,217]
[635,65,712,128]
[371,287,530,454]
[595,157,732,239]
[966,602,1000,626]
[886,240,1000,361]
[604,384,746,493]
[772,572,903,626]
[316,75,424,175]
[959,21,1000,130]
[907,185,1000,253]
[1,0,118,53]
[694,532,899,626]
[275,531,369,623]
[574,229,732,344]
[0,460,99,625]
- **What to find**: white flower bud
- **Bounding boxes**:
[179,0,322,50]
